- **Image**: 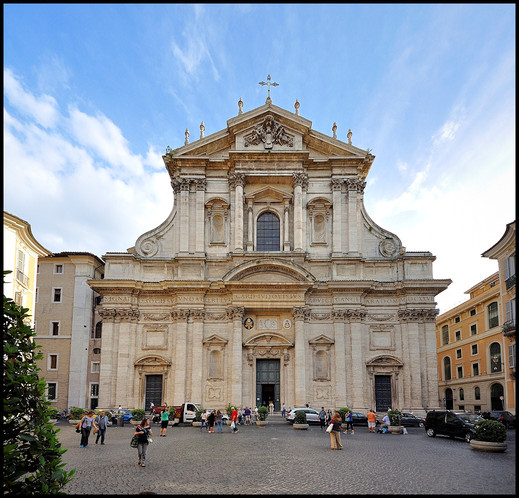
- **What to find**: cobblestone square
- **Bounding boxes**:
[56,416,515,495]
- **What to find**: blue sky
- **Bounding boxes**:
[3,4,515,313]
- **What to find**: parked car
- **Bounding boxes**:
[111,409,134,422]
[424,410,482,442]
[401,412,425,427]
[286,408,321,424]
[481,410,516,429]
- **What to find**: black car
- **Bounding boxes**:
[481,410,516,429]
[424,410,482,442]
[400,412,425,427]
[349,412,380,426]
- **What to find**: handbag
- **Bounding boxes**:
[130,435,139,448]
[76,428,81,433]
[326,424,333,433]
[147,436,153,444]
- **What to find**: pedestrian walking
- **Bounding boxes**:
[344,410,354,435]
[149,401,154,415]
[78,410,97,448]
[216,409,223,432]
[134,417,152,467]
[326,409,332,425]
[207,410,215,433]
[231,407,239,433]
[328,412,343,450]
[95,411,109,445]
[269,401,274,416]
[200,410,207,431]
[254,406,258,422]
[244,407,251,425]
[366,409,377,433]
[160,407,169,437]
[282,402,286,418]
[319,407,327,430]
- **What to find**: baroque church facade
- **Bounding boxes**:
[89,95,450,414]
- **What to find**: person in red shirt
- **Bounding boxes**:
[230,407,239,433]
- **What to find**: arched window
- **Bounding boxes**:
[474,386,481,400]
[459,388,464,401]
[490,342,502,372]
[257,212,280,251]
[443,356,451,380]
[488,301,499,329]
[94,321,102,339]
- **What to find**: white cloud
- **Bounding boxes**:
[4,68,59,129]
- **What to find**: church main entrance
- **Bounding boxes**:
[256,359,280,411]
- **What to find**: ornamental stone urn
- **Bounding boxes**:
[293,423,309,430]
[256,420,268,428]
[389,425,404,434]
[192,421,202,427]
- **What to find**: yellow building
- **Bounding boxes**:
[482,220,516,414]
[436,272,507,412]
[3,211,51,326]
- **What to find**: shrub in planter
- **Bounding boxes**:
[131,408,145,421]
[294,410,307,424]
[70,407,87,420]
[473,419,507,443]
[257,406,269,421]
[226,405,236,419]
[194,408,204,422]
[388,410,402,426]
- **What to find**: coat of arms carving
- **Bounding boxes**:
[244,114,294,149]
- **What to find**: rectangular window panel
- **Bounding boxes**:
[51,322,60,336]
[49,355,58,369]
[53,288,62,303]
[472,363,479,376]
[47,383,57,400]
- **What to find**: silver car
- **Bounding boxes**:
[286,408,321,424]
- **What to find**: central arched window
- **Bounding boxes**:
[257,212,280,251]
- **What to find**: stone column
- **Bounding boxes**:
[292,307,308,406]
[331,179,343,255]
[292,172,307,252]
[283,203,290,251]
[247,201,254,251]
[332,310,347,406]
[233,174,245,251]
[230,307,244,405]
[179,179,190,254]
[190,310,205,404]
[346,309,366,408]
[115,310,139,408]
[195,179,206,254]
[172,309,189,403]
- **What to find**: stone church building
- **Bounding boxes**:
[89,96,450,414]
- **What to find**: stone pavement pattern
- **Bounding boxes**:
[56,416,516,495]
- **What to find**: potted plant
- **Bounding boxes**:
[256,405,269,427]
[168,407,180,426]
[192,408,204,427]
[388,410,403,434]
[293,410,309,430]
[69,407,86,425]
[470,419,507,452]
[131,408,145,425]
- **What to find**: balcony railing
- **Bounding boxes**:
[502,319,516,337]
[505,273,516,290]
[16,269,29,287]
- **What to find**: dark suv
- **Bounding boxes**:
[424,410,482,442]
[481,410,516,429]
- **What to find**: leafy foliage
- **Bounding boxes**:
[473,419,507,443]
[3,274,75,494]
[194,408,204,422]
[131,408,145,421]
[388,409,402,426]
[294,410,307,424]
[257,405,269,421]
[69,407,86,420]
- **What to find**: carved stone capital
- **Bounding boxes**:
[292,172,308,189]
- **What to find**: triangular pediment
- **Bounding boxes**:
[244,186,292,203]
[202,334,228,345]
[309,335,335,345]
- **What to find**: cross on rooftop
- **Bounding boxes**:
[259,74,279,104]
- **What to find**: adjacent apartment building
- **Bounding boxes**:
[436,221,516,415]
[482,221,516,413]
[3,211,51,326]
[34,252,105,412]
